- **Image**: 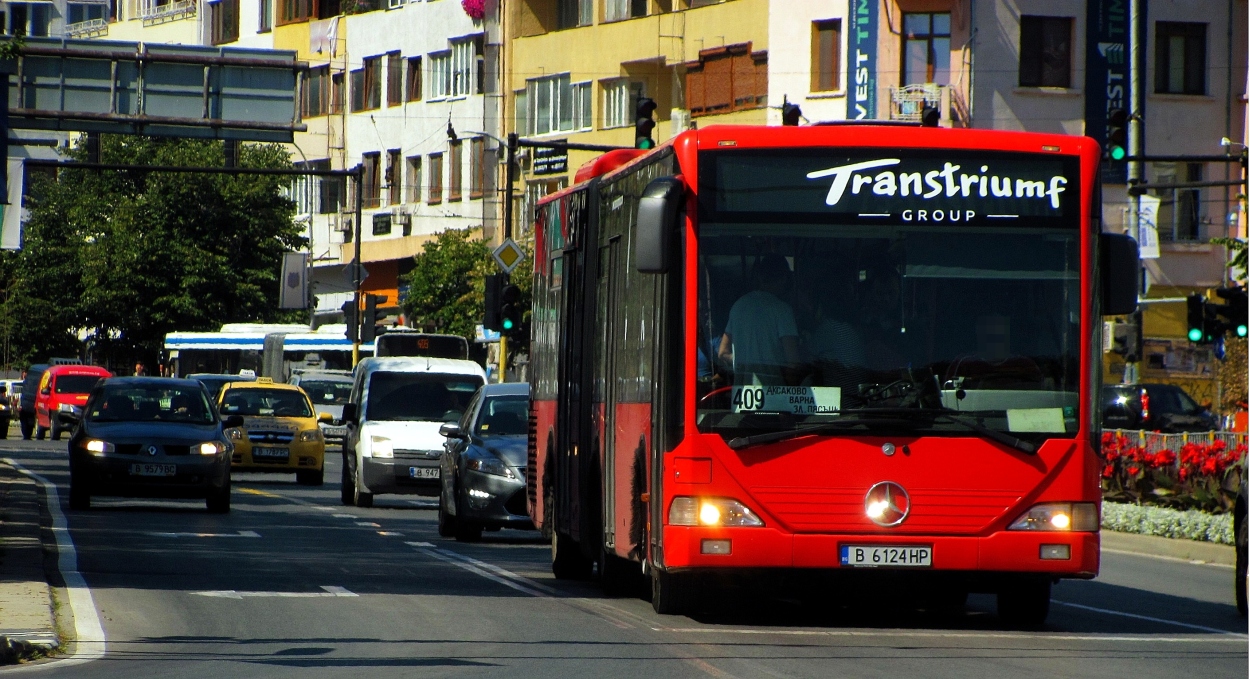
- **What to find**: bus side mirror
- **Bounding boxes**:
[342,403,358,424]
[1100,233,1139,316]
[636,176,684,274]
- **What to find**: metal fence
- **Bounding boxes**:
[1105,429,1248,453]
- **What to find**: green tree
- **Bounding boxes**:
[400,229,493,339]
[12,135,304,368]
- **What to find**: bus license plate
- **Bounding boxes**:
[130,464,177,477]
[409,467,439,480]
[840,545,932,568]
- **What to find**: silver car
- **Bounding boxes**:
[289,371,354,443]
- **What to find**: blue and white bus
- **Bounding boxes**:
[164,324,374,379]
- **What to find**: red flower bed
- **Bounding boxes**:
[1100,432,1244,512]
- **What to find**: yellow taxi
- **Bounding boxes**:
[217,378,329,485]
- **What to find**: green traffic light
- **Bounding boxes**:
[1188,328,1204,342]
[502,318,514,331]
[1109,146,1126,161]
[636,138,655,150]
[1238,324,1248,338]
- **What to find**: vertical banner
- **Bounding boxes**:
[1136,194,1161,258]
[279,251,309,309]
[1085,0,1131,184]
[847,0,878,120]
[1,159,23,250]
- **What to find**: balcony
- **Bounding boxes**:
[888,83,950,124]
[139,0,196,25]
[65,18,108,38]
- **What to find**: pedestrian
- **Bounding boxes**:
[0,384,11,439]
[133,362,146,377]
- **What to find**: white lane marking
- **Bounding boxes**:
[1101,547,1235,570]
[144,530,260,538]
[377,531,403,537]
[407,541,434,547]
[2,458,106,672]
[435,549,560,596]
[195,586,358,599]
[332,514,355,518]
[355,522,381,527]
[1050,599,1245,636]
[407,543,550,597]
[655,627,1247,643]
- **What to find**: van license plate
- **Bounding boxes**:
[840,545,932,567]
[130,464,176,477]
[409,467,439,479]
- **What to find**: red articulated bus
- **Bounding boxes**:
[526,124,1139,626]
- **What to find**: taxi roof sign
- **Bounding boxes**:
[492,239,526,274]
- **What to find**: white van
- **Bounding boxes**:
[340,357,486,507]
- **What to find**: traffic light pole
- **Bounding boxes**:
[352,163,363,367]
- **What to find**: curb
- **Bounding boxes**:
[0,462,59,665]
[1102,529,1237,566]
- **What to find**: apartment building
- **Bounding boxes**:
[768,0,1247,404]
[504,0,769,229]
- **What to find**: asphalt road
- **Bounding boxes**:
[2,439,1246,678]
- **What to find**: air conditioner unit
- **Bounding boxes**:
[392,207,410,227]
[334,214,351,232]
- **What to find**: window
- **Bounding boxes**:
[362,153,381,209]
[902,12,950,85]
[515,89,528,137]
[527,74,585,134]
[603,79,643,128]
[278,0,312,24]
[429,51,452,99]
[1156,22,1205,95]
[1018,16,1072,88]
[331,72,345,113]
[469,138,486,199]
[811,19,841,92]
[428,153,443,204]
[210,0,240,45]
[387,150,402,205]
[685,44,768,117]
[448,140,463,201]
[350,68,365,111]
[258,0,271,31]
[556,0,591,29]
[605,0,646,22]
[302,66,330,117]
[363,56,382,109]
[406,56,422,102]
[67,3,107,26]
[7,3,52,36]
[407,156,422,203]
[450,38,477,97]
[386,52,402,106]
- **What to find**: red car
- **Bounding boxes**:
[36,365,112,440]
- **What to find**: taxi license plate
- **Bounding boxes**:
[840,545,932,568]
[253,447,289,460]
[409,467,439,480]
[130,464,176,477]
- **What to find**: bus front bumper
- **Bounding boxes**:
[661,525,1099,577]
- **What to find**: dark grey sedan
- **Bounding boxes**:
[68,377,240,512]
[438,383,532,541]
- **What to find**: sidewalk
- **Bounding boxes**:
[0,461,59,665]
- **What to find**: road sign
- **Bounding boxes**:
[492,239,526,274]
[342,259,369,287]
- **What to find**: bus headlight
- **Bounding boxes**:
[1008,503,1098,532]
[668,497,764,527]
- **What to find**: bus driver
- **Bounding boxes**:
[718,255,802,386]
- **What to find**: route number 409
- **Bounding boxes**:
[732,386,765,411]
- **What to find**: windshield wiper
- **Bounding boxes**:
[726,408,1037,455]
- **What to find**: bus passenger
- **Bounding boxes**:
[718,255,801,386]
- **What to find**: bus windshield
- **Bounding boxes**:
[696,149,1083,439]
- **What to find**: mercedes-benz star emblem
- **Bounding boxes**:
[146,445,158,457]
[864,481,910,527]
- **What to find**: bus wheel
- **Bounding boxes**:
[650,568,692,616]
[997,580,1051,629]
[551,531,592,580]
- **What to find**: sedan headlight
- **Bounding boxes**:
[83,439,114,455]
[466,453,515,479]
[368,436,393,458]
[198,441,227,456]
[226,428,244,441]
[668,497,764,527]
[1008,502,1098,532]
[297,429,323,443]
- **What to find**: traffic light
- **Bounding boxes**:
[1213,286,1249,338]
[781,102,802,126]
[500,283,521,333]
[360,293,387,343]
[483,273,503,332]
[635,97,657,150]
[1186,294,1208,343]
[1106,108,1128,161]
[342,300,359,343]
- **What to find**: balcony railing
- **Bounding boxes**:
[139,0,196,24]
[889,83,949,123]
[65,18,108,38]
